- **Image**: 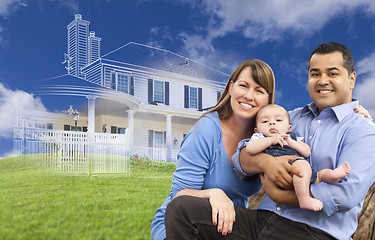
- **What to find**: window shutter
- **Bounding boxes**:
[148,79,153,103]
[184,85,189,108]
[111,72,116,90]
[198,87,202,110]
[130,75,134,96]
[163,131,166,146]
[165,81,169,105]
[148,130,154,147]
[111,126,117,134]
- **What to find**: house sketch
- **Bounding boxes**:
[13,14,228,172]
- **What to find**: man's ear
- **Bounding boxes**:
[288,125,292,132]
[254,128,259,133]
[350,71,356,89]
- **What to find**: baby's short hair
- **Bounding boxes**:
[256,104,290,124]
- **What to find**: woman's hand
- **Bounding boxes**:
[354,105,373,121]
[207,188,236,236]
[174,188,235,235]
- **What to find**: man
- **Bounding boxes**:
[165,42,375,240]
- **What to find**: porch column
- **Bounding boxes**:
[166,114,172,162]
[127,110,135,150]
[87,95,97,153]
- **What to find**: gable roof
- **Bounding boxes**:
[100,42,230,83]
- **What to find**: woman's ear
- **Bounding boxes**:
[229,81,233,95]
[254,128,259,133]
[288,125,292,132]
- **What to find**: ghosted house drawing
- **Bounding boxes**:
[14,14,228,165]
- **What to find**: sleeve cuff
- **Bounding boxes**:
[232,138,253,179]
[311,182,338,216]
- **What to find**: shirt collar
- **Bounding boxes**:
[300,100,359,122]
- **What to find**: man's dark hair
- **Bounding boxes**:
[308,42,355,74]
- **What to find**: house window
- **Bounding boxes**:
[154,80,164,103]
[148,79,169,105]
[184,85,202,110]
[148,130,166,148]
[47,123,53,129]
[189,87,198,109]
[71,126,81,131]
[111,126,117,134]
[118,127,126,134]
[154,131,164,148]
[111,72,134,95]
[64,125,70,131]
[117,73,129,94]
[35,123,46,129]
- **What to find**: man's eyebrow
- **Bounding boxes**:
[327,67,340,71]
[309,67,340,72]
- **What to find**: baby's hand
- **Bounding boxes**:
[270,134,288,147]
[282,134,293,145]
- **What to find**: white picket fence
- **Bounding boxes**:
[13,127,179,175]
[131,146,179,162]
[13,128,130,175]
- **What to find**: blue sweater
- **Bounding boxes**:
[151,111,262,240]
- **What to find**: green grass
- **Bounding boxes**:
[0,155,176,240]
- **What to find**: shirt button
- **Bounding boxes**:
[276,207,281,211]
[309,136,312,139]
[317,120,321,124]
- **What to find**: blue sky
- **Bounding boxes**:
[1,0,375,157]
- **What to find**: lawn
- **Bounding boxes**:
[0,155,176,240]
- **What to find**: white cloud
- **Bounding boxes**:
[54,0,79,13]
[201,0,375,43]
[178,0,375,70]
[0,82,47,138]
[0,0,23,17]
[354,52,375,118]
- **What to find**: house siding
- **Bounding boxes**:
[84,60,224,111]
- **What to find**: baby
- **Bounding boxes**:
[246,104,351,211]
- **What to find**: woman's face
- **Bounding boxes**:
[229,66,269,121]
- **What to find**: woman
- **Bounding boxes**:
[151,59,280,239]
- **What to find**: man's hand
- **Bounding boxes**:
[260,173,299,206]
[261,155,302,189]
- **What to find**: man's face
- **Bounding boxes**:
[308,51,356,113]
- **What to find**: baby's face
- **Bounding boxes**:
[255,105,291,137]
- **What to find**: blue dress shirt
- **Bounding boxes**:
[233,101,375,240]
[151,111,262,240]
